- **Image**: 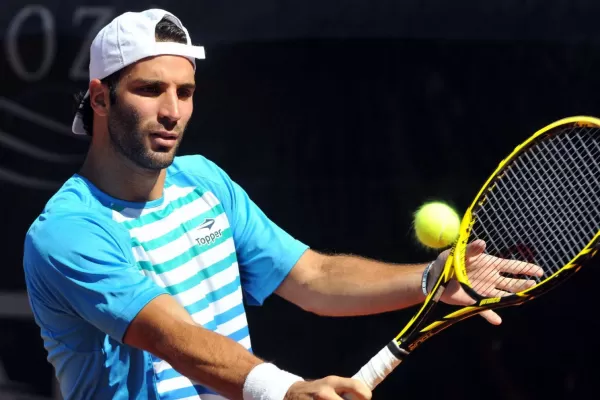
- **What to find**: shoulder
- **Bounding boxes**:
[166,155,241,202]
[27,210,126,252]
[167,154,234,185]
[25,177,130,265]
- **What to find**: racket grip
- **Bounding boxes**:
[348,341,403,395]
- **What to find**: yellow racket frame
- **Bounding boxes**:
[394,115,600,346]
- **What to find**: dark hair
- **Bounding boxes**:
[73,17,188,136]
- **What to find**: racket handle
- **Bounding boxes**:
[345,341,404,398]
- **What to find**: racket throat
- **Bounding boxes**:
[387,340,410,360]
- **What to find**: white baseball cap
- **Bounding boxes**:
[72,8,206,135]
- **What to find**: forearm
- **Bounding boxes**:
[150,320,260,399]
[125,294,304,400]
[304,255,429,316]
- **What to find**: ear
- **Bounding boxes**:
[89,79,110,117]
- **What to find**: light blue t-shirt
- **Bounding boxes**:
[23,155,309,400]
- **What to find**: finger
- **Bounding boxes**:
[466,239,486,258]
[498,260,544,277]
[315,386,345,400]
[479,309,502,325]
[469,254,544,281]
[338,386,371,400]
[472,281,513,298]
[494,276,537,293]
[325,376,372,400]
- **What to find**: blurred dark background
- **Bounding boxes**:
[1,1,600,399]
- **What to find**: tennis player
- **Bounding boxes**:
[22,8,541,400]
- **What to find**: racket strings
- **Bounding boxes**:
[503,131,600,266]
[508,147,593,264]
[470,136,598,293]
[466,126,600,298]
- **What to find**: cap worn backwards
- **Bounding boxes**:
[72,8,205,135]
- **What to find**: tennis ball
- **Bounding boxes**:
[413,202,460,249]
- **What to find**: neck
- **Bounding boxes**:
[79,141,166,203]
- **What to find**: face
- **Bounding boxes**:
[106,55,196,170]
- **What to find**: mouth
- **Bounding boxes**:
[150,131,179,149]
[151,131,179,139]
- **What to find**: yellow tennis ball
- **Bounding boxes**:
[413,202,460,249]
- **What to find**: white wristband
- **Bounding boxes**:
[243,362,304,400]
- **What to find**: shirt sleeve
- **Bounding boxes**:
[203,160,310,306]
[23,212,167,342]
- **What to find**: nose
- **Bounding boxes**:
[158,91,181,123]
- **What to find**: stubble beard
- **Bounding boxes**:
[107,102,184,171]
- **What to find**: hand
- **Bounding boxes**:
[284,376,372,400]
[434,239,544,325]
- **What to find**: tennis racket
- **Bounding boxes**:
[350,115,600,392]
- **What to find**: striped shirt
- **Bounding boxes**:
[23,155,309,400]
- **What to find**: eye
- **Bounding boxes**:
[177,88,194,99]
[137,85,160,96]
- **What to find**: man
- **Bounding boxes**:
[22,9,541,400]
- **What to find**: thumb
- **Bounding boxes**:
[466,239,486,258]
[452,289,502,325]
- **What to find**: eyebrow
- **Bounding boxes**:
[130,79,196,90]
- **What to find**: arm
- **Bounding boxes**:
[275,249,429,316]
[24,212,370,400]
[194,157,425,316]
[123,293,371,400]
[123,293,263,399]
